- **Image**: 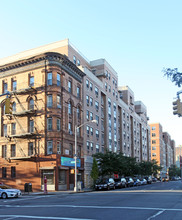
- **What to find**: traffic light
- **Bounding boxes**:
[5,98,13,114]
[173,98,182,116]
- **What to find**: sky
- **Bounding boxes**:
[0,0,182,146]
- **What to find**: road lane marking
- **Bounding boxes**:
[1,204,182,212]
[146,210,165,220]
[2,195,55,203]
[0,215,95,220]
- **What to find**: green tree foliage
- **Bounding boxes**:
[94,151,163,178]
[168,164,181,178]
[163,68,182,87]
[90,157,99,185]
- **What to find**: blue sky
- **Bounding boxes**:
[0,0,182,146]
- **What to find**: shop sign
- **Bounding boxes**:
[61,157,81,167]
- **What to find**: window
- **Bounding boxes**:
[3,82,7,93]
[11,123,16,135]
[95,87,99,96]
[77,86,80,98]
[87,126,89,135]
[57,142,61,154]
[73,56,76,64]
[95,101,99,111]
[68,81,72,93]
[152,140,156,144]
[57,119,61,131]
[3,124,7,137]
[68,122,72,134]
[113,89,115,96]
[11,144,16,157]
[47,95,53,108]
[57,73,61,86]
[29,98,34,110]
[152,133,156,137]
[77,59,80,66]
[2,145,7,158]
[86,95,89,105]
[96,115,99,125]
[57,95,61,109]
[12,80,17,91]
[90,112,93,120]
[29,76,34,86]
[2,167,7,178]
[47,72,52,85]
[108,73,111,80]
[152,153,156,157]
[47,118,52,131]
[96,144,100,153]
[28,142,34,156]
[90,142,93,151]
[29,120,34,133]
[12,102,16,112]
[11,167,16,178]
[47,141,53,154]
[105,82,107,90]
[68,102,72,115]
[90,97,93,106]
[152,146,156,150]
[86,80,89,88]
[90,127,93,136]
[77,106,80,119]
[109,85,111,92]
[90,82,93,91]
[152,126,156,130]
[96,130,99,138]
[87,141,90,150]
[86,110,89,120]
[69,144,73,156]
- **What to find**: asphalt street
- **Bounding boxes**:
[0,181,182,220]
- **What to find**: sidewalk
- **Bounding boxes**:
[22,188,93,196]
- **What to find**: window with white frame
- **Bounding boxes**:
[47,141,53,154]
[57,73,61,86]
[47,118,52,131]
[57,95,61,109]
[57,119,61,131]
[47,72,52,85]
[47,95,53,108]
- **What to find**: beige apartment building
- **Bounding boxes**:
[0,39,151,190]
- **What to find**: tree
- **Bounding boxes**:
[163,68,182,87]
[168,164,181,178]
[90,157,99,186]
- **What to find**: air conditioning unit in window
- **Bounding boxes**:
[57,151,61,154]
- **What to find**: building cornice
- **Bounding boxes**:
[0,52,85,81]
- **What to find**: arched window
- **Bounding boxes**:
[29,99,34,110]
[12,102,16,112]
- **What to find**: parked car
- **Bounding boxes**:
[114,178,127,188]
[125,177,134,187]
[152,177,157,182]
[0,185,22,199]
[133,178,141,186]
[95,178,115,190]
[140,178,147,185]
[144,176,152,184]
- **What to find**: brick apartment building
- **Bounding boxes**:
[150,123,175,178]
[0,39,151,190]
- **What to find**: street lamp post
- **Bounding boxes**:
[74,119,97,192]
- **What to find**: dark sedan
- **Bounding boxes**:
[114,178,127,188]
[95,178,115,190]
